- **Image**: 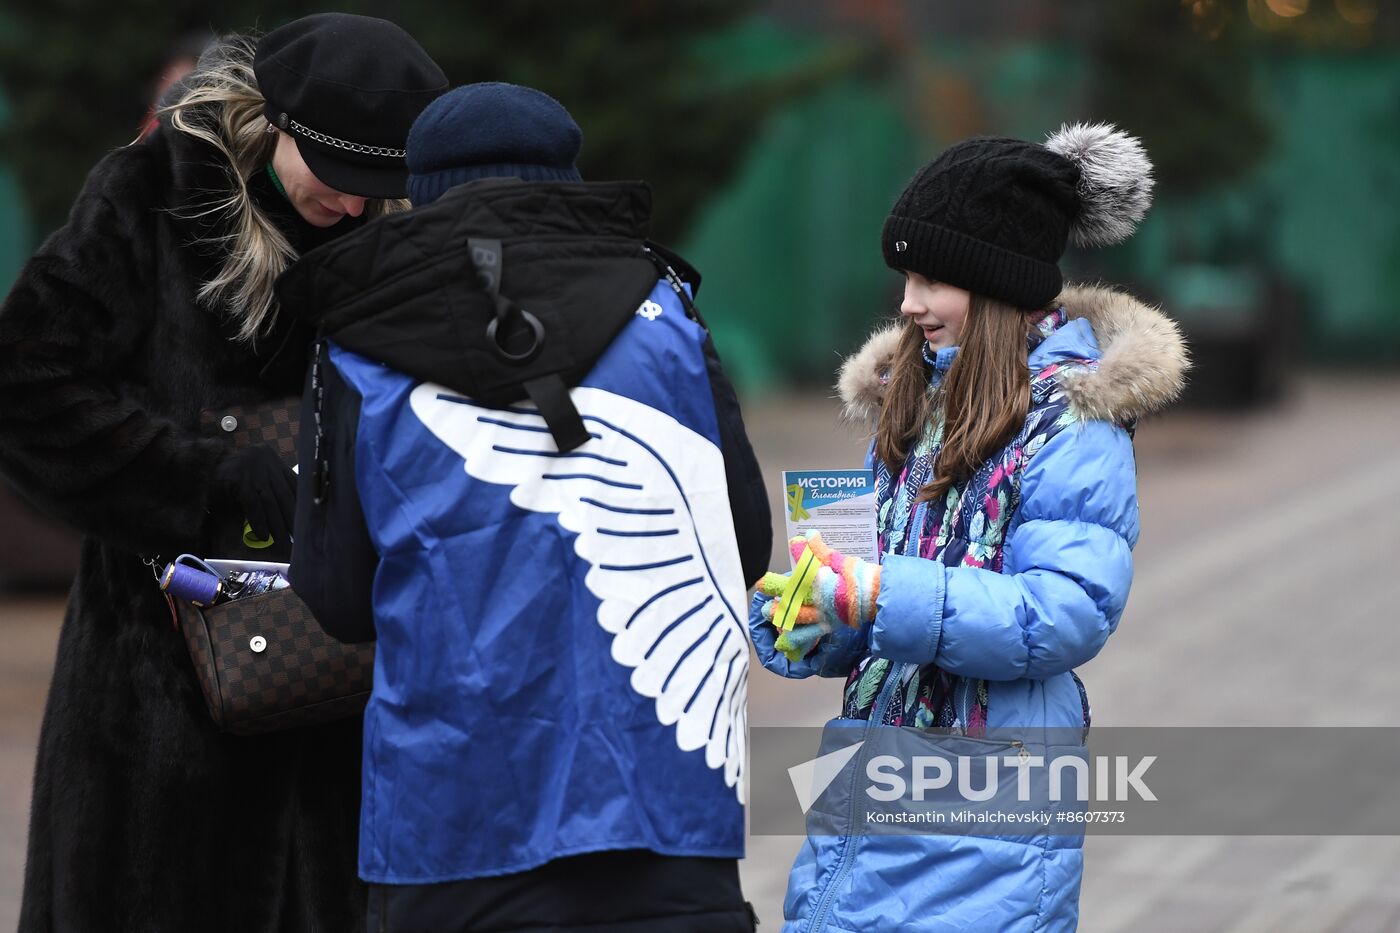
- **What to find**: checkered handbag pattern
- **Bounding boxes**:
[176,589,374,735]
[173,397,375,735]
[174,594,223,726]
[200,400,301,561]
[200,401,299,464]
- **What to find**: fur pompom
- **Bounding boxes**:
[1045,122,1154,249]
[836,323,901,423]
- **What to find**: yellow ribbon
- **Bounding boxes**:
[785,483,811,521]
[775,543,820,632]
[242,521,275,550]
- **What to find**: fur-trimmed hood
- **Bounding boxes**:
[837,283,1189,425]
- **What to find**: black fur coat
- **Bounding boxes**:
[0,121,367,931]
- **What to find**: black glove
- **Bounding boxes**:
[213,444,296,546]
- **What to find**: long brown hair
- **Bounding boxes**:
[874,294,1037,503]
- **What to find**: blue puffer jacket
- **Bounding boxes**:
[753,285,1187,932]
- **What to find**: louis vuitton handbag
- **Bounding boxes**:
[167,397,374,736]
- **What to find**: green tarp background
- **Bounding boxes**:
[682,28,1400,389]
[0,90,25,292]
[2,21,1397,388]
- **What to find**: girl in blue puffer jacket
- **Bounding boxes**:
[750,124,1189,932]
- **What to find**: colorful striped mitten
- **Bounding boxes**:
[757,533,880,662]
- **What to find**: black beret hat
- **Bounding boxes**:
[255,13,448,199]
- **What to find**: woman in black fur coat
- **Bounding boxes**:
[0,20,443,931]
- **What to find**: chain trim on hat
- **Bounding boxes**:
[278,113,405,158]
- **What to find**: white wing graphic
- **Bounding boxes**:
[410,384,750,802]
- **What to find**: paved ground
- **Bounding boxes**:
[2,371,1399,931]
[0,597,58,930]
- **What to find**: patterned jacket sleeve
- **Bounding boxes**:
[0,145,228,555]
[869,420,1138,680]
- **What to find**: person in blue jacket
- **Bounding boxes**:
[750,124,1189,931]
[285,84,769,932]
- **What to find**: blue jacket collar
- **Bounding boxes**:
[925,307,1098,386]
[921,343,959,373]
[922,343,959,389]
[1028,314,1101,372]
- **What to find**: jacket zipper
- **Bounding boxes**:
[808,485,946,928]
[806,660,908,933]
[806,680,1027,933]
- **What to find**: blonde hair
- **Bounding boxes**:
[158,35,407,343]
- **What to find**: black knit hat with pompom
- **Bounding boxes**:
[882,123,1154,308]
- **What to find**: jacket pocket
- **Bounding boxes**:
[1070,670,1091,738]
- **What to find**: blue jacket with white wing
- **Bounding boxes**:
[282,178,770,891]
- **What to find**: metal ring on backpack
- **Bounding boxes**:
[485,304,545,364]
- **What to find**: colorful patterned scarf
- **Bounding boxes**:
[841,309,1072,732]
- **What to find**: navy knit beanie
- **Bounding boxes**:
[406,82,582,206]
